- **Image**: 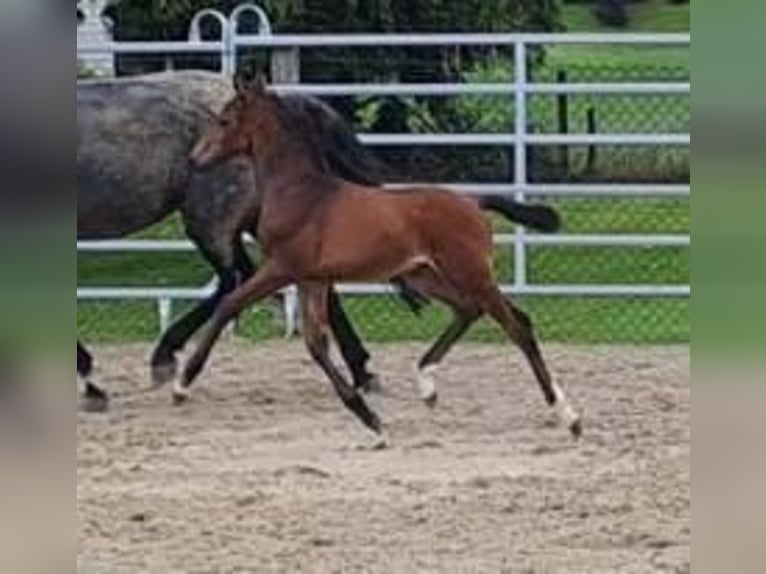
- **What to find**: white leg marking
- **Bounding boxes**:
[553,383,579,428]
[172,379,190,401]
[77,374,89,395]
[416,365,438,403]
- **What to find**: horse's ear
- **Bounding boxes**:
[252,73,268,94]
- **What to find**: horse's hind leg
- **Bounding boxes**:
[400,266,480,406]
[478,286,582,439]
[416,312,477,407]
[302,283,382,434]
[78,341,109,413]
[431,238,581,438]
[328,279,432,393]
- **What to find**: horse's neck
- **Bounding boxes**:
[252,140,334,243]
[254,137,329,208]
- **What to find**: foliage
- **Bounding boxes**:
[107,1,306,40]
[107,1,562,38]
[107,1,564,128]
[78,62,98,78]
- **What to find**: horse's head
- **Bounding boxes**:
[190,74,280,169]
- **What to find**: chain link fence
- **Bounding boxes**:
[77,197,690,346]
[78,40,689,346]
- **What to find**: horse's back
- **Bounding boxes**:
[77,74,227,239]
[382,185,492,244]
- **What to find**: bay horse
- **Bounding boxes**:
[181,76,581,439]
[77,72,560,412]
[77,72,412,410]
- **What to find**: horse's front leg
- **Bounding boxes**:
[326,289,381,392]
[150,266,238,386]
[302,283,381,433]
[175,259,291,404]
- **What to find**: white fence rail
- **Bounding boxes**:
[78,28,691,335]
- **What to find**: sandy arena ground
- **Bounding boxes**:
[78,342,690,573]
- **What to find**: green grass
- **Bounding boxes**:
[446,29,690,184]
[78,197,690,345]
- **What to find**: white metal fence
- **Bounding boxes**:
[77,25,690,336]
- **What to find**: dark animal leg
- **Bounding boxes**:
[303,284,381,433]
[416,311,478,407]
[150,265,237,386]
[398,266,479,406]
[326,289,380,392]
[150,230,257,386]
[176,259,291,403]
[479,288,582,439]
[391,277,431,314]
[78,341,109,413]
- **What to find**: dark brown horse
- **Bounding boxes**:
[180,76,582,439]
[77,72,412,410]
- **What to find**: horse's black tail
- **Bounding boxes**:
[477,195,562,233]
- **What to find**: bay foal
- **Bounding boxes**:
[182,76,581,438]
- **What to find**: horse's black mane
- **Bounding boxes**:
[274,93,390,187]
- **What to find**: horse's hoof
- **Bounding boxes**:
[423,393,439,409]
[367,411,383,434]
[150,357,178,388]
[352,396,382,434]
[171,380,191,406]
[171,392,189,406]
[359,373,383,394]
[172,394,187,406]
[371,433,390,451]
[80,390,109,414]
[570,418,583,440]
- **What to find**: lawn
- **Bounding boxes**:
[78,195,690,345]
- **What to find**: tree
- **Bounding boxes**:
[105,1,564,179]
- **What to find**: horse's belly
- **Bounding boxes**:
[315,210,421,280]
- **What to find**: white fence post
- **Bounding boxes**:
[157,298,173,334]
[513,39,529,292]
[77,0,119,76]
[187,8,231,74]
[230,3,274,78]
